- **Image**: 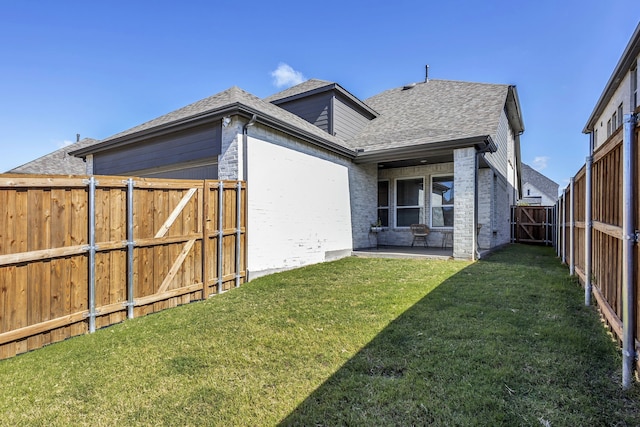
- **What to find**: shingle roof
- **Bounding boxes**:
[349,79,510,151]
[263,79,335,103]
[73,86,350,157]
[521,163,559,200]
[7,137,98,175]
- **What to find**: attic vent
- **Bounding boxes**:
[402,83,416,90]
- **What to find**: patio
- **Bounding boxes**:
[352,245,453,260]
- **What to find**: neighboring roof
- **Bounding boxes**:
[583,21,640,133]
[71,86,354,158]
[264,78,378,119]
[7,138,98,175]
[521,163,558,200]
[349,79,520,152]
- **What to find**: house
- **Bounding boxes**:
[584,22,640,149]
[54,73,522,279]
[519,163,558,206]
[7,137,97,175]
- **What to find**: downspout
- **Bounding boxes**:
[242,114,257,181]
[241,114,257,281]
[622,112,637,389]
[474,151,479,260]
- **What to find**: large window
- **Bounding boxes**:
[431,175,454,228]
[395,178,423,227]
[377,180,389,227]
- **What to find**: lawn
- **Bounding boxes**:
[0,244,638,426]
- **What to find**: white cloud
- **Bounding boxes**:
[270,63,306,88]
[532,156,549,170]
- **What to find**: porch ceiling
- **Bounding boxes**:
[355,135,495,170]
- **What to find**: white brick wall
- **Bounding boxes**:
[453,147,476,259]
[222,119,376,277]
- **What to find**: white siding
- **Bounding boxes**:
[592,53,639,149]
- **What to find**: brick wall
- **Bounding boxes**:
[453,147,476,259]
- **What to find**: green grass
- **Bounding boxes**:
[0,244,638,426]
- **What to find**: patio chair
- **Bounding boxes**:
[410,224,430,247]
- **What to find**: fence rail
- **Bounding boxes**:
[557,115,639,382]
[0,175,246,359]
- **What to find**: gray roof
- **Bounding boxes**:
[349,79,512,151]
[521,163,558,200]
[72,86,352,157]
[263,79,335,103]
[7,138,97,175]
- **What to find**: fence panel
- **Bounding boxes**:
[0,175,246,360]
[557,120,639,376]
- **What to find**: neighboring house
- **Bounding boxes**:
[7,137,97,175]
[584,22,640,150]
[519,163,558,206]
[41,74,522,278]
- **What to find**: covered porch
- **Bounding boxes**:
[354,137,497,261]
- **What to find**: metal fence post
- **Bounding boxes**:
[561,190,566,264]
[235,181,242,288]
[126,178,135,319]
[217,181,224,294]
[585,156,593,306]
[622,113,637,389]
[569,177,575,276]
[87,176,97,333]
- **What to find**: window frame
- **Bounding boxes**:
[394,176,424,228]
[377,179,390,227]
[430,174,454,229]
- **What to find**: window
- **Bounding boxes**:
[617,103,623,129]
[431,175,454,228]
[607,119,612,137]
[612,111,617,131]
[395,178,423,227]
[377,180,389,227]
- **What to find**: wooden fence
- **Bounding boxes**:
[557,116,639,376]
[511,205,556,245]
[0,175,246,360]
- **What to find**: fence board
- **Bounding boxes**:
[0,175,246,359]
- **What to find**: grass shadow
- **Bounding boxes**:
[279,245,639,426]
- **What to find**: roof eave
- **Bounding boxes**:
[70,103,356,160]
[583,22,640,133]
[353,135,495,164]
[506,86,525,134]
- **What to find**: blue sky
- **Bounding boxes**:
[1,1,638,190]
